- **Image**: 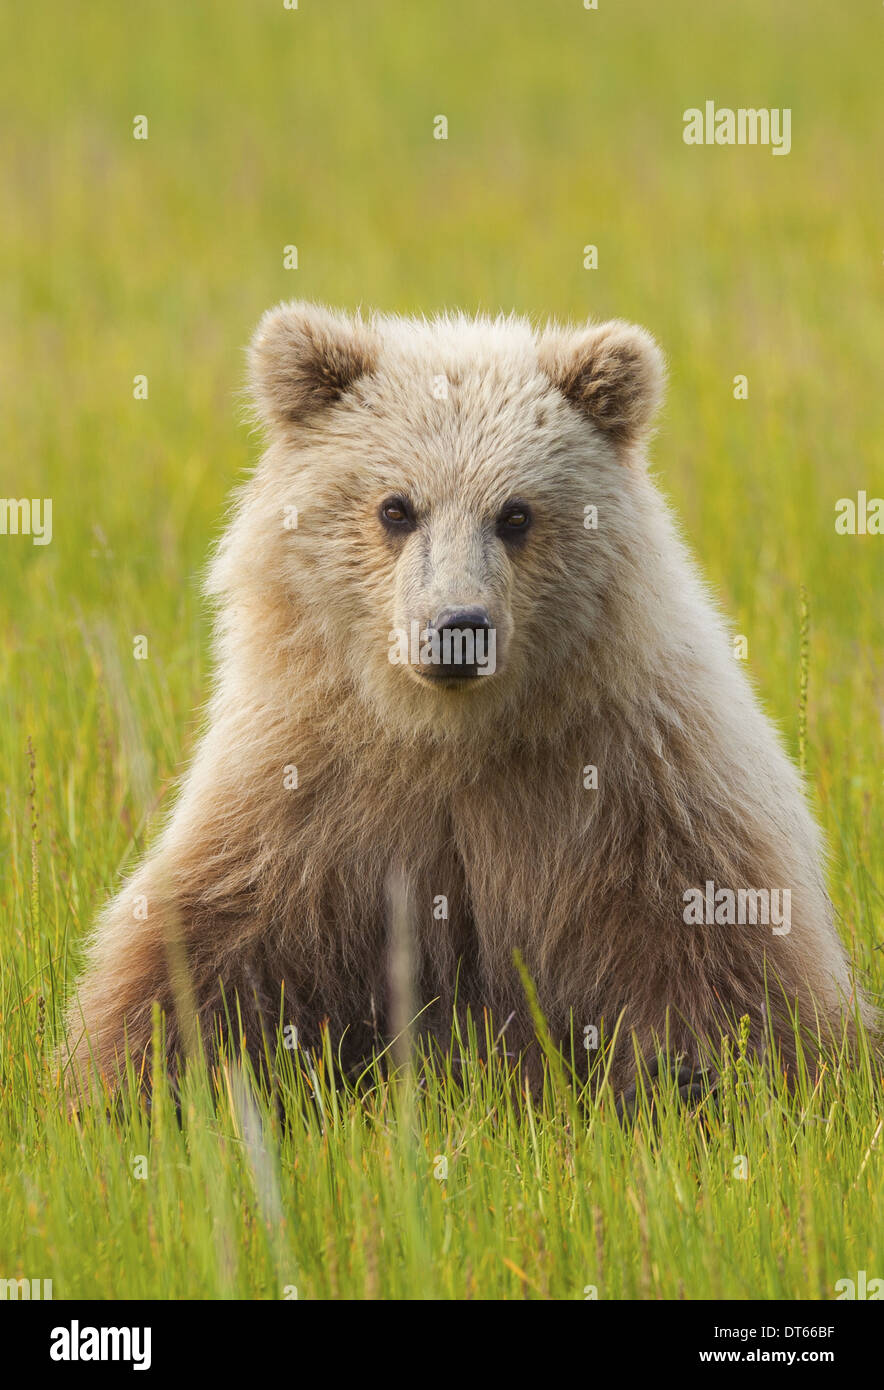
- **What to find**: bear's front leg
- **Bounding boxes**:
[65,856,278,1092]
[614,1054,715,1121]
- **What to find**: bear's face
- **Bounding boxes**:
[236,304,664,739]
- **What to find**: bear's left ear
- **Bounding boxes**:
[248,301,378,431]
[538,320,665,449]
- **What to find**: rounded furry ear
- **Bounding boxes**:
[248,301,377,429]
[538,319,665,447]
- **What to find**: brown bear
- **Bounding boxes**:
[66,302,869,1099]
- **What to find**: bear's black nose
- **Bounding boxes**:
[429,606,493,679]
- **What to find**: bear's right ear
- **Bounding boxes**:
[248,302,377,430]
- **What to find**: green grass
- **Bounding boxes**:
[1,0,882,1300]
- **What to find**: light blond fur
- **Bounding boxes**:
[66,303,869,1094]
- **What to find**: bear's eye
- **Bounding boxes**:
[497,501,532,538]
[379,496,415,530]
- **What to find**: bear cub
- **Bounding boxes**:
[67,302,867,1098]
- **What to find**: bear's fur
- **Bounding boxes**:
[67,302,869,1095]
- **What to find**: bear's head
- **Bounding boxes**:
[219,302,665,743]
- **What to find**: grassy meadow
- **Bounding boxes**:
[1,0,882,1300]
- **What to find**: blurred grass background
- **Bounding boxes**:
[0,0,882,1299]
